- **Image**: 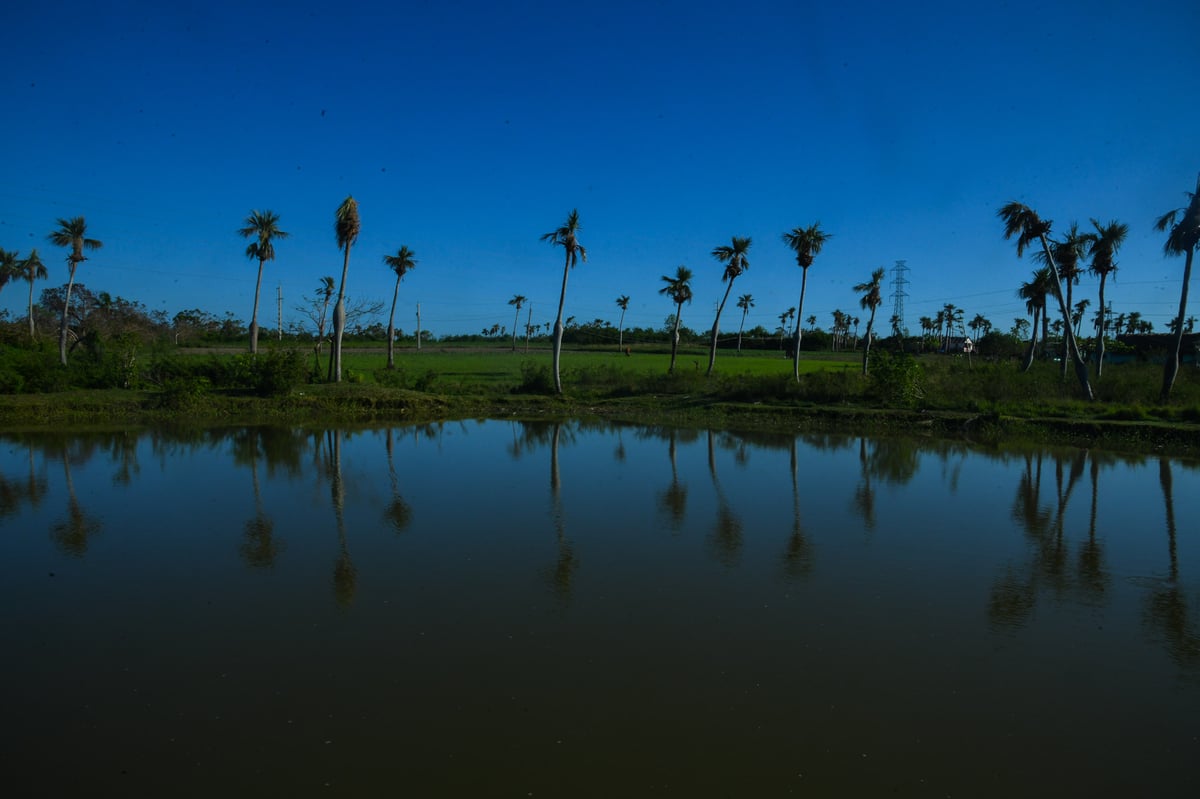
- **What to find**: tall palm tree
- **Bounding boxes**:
[1156,174,1200,401]
[47,217,102,366]
[331,196,360,383]
[735,293,754,353]
[507,294,526,352]
[615,295,630,351]
[782,223,832,380]
[1072,298,1091,337]
[541,209,586,394]
[383,246,418,369]
[1084,218,1129,378]
[659,266,694,374]
[998,202,1093,399]
[1034,222,1088,376]
[18,249,48,339]
[707,236,752,375]
[238,209,289,355]
[854,267,885,375]
[1017,267,1053,372]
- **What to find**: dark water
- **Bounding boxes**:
[1,421,1198,796]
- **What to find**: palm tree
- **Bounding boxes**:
[1156,174,1200,401]
[1084,218,1129,378]
[1017,267,1053,372]
[505,294,527,352]
[998,202,1093,399]
[1035,222,1088,375]
[18,249,48,339]
[854,267,885,375]
[615,295,630,352]
[777,307,795,349]
[47,216,102,365]
[1072,298,1091,337]
[311,276,336,374]
[735,293,755,353]
[782,223,832,380]
[0,248,18,300]
[331,196,360,383]
[237,210,289,355]
[707,236,752,375]
[969,313,989,341]
[383,246,418,369]
[659,266,694,374]
[541,209,586,394]
[806,314,817,332]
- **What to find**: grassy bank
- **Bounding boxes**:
[2,344,1199,456]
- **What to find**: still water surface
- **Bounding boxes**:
[1,421,1198,796]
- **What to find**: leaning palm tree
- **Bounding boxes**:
[735,293,755,353]
[615,295,630,351]
[508,294,526,352]
[1034,222,1088,376]
[47,216,102,366]
[331,196,360,383]
[707,236,752,375]
[238,209,289,355]
[18,249,48,339]
[1157,174,1200,401]
[998,202,1093,400]
[1084,218,1129,378]
[782,223,832,380]
[659,266,694,374]
[854,267,885,375]
[383,246,418,369]
[541,209,586,394]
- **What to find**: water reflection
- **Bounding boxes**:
[2,422,1198,795]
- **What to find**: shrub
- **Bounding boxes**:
[868,351,924,407]
[516,361,554,394]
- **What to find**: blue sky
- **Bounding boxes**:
[2,0,1198,339]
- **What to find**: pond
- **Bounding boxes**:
[1,421,1198,796]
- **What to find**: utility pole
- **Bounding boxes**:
[415,303,422,351]
[277,284,283,341]
[525,304,533,353]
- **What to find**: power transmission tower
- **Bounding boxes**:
[889,260,910,333]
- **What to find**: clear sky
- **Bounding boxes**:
[2,0,1198,339]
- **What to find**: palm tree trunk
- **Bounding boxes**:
[27,278,36,339]
[668,304,682,374]
[1060,280,1073,379]
[737,310,747,354]
[861,310,877,376]
[1161,246,1194,401]
[250,259,264,355]
[1095,275,1108,378]
[706,279,736,376]
[618,309,626,352]
[511,306,520,352]
[1037,234,1094,400]
[552,254,570,394]
[333,246,351,383]
[1021,308,1039,373]
[58,264,76,366]
[793,268,809,381]
[387,275,400,369]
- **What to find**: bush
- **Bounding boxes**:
[869,351,924,407]
[373,367,409,389]
[516,361,554,394]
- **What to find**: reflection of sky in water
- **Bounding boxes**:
[0,426,1197,796]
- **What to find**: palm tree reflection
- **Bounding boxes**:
[232,429,282,569]
[51,443,101,557]
[781,436,813,579]
[546,422,579,603]
[657,430,688,531]
[707,430,743,567]
[383,428,412,533]
[1146,458,1199,669]
[326,430,357,608]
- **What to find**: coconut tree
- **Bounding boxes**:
[1017,267,1053,372]
[18,249,48,339]
[998,202,1093,400]
[0,248,18,300]
[659,266,694,374]
[541,209,586,394]
[330,196,360,383]
[707,236,752,375]
[615,295,630,351]
[854,267,885,375]
[507,294,526,352]
[735,293,755,353]
[383,246,418,369]
[782,223,832,380]
[1084,218,1129,378]
[1034,222,1088,376]
[238,210,289,355]
[1072,298,1091,337]
[46,217,102,365]
[1156,174,1200,401]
